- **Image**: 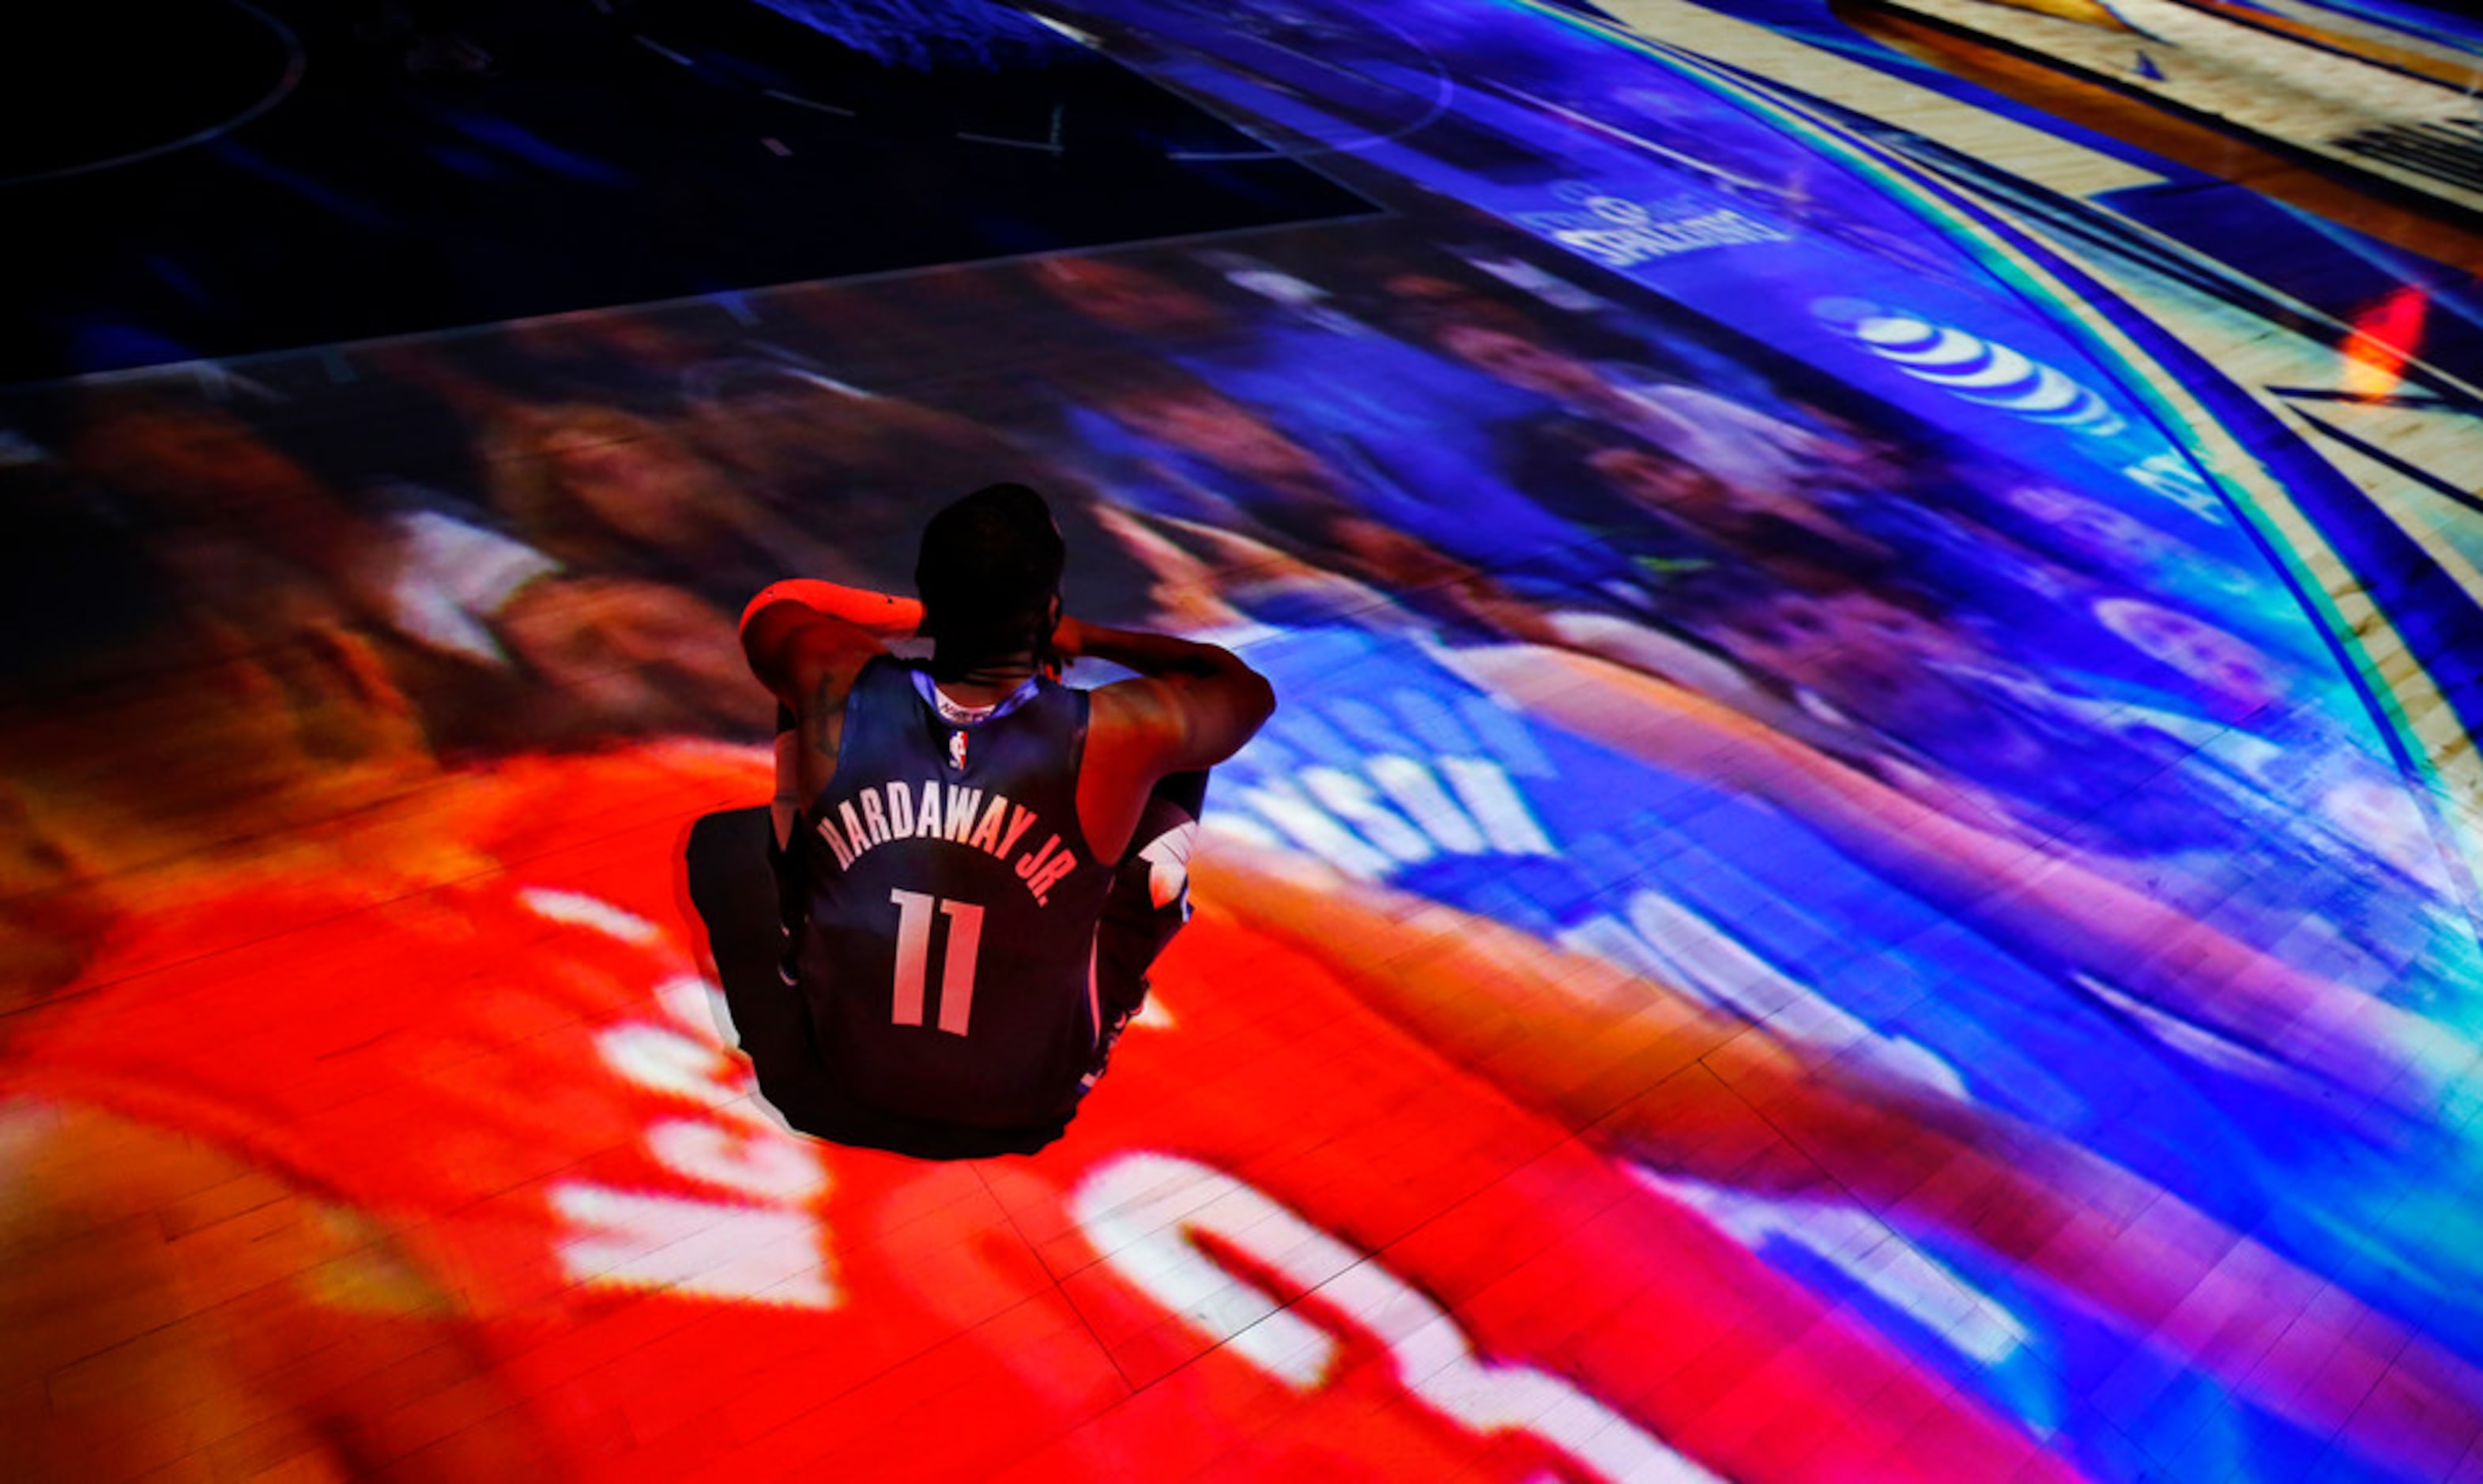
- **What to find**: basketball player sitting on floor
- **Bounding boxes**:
[739,483,1274,1151]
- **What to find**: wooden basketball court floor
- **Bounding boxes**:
[7,1,2483,1479]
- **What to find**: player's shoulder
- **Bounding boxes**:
[746,602,888,707]
[788,619,887,690]
[1071,672,1177,774]
[1079,670,1181,734]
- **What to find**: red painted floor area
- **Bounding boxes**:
[6,1,2483,1479]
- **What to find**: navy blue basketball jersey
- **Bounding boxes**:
[796,657,1114,1129]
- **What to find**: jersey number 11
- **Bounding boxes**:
[888,889,985,1036]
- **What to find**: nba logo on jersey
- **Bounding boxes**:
[948,729,968,770]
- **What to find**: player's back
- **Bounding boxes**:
[796,657,1113,1129]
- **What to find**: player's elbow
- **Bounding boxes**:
[738,600,792,691]
[1166,665,1275,770]
[737,623,771,684]
[739,584,789,641]
[1239,666,1277,733]
[1215,665,1276,759]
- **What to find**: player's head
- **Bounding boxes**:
[2093,597,2281,718]
[1586,439,1731,514]
[2004,484,2166,567]
[487,402,740,556]
[1699,587,1968,703]
[1031,256,1223,337]
[916,482,1067,665]
[1105,382,1327,488]
[72,392,326,525]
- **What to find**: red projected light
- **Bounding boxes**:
[2342,283,2428,401]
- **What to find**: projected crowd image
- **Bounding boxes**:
[6,0,2481,1479]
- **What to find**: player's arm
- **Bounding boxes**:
[1066,619,1274,864]
[737,579,923,707]
[1059,617,1275,777]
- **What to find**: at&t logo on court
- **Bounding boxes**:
[1814,296,2129,437]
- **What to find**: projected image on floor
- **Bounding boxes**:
[4,0,2479,1480]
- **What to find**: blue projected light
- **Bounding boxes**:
[748,0,1086,68]
[6,1,2483,1480]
